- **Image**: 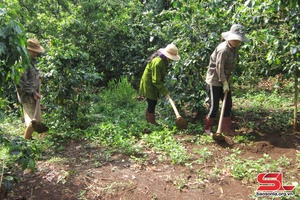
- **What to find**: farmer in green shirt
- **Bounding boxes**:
[205,24,249,136]
[139,44,180,125]
[16,38,45,140]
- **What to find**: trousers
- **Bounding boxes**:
[206,84,232,118]
[146,98,157,113]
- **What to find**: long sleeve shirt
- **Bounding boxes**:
[16,59,41,104]
[205,41,238,86]
[139,56,169,100]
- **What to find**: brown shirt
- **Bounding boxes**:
[205,41,238,86]
[16,60,41,104]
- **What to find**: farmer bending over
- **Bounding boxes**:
[139,44,180,125]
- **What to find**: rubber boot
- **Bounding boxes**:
[146,109,150,122]
[221,117,236,136]
[147,112,159,126]
[205,116,214,136]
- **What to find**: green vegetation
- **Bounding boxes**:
[1,77,299,198]
[1,0,300,198]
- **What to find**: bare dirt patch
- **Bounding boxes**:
[3,126,300,200]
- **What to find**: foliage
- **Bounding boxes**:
[142,129,189,164]
[105,77,138,109]
[1,0,300,118]
[0,3,31,121]
[231,0,300,86]
[0,76,299,197]
[0,4,29,84]
[1,0,300,196]
[0,130,43,192]
[42,40,100,129]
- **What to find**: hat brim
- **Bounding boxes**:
[158,49,180,61]
[222,31,249,42]
[28,46,45,53]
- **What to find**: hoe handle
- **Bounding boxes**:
[216,92,228,134]
[166,94,181,119]
[33,79,42,121]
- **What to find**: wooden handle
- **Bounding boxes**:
[216,92,228,134]
[32,98,40,121]
[32,79,42,121]
[166,94,181,119]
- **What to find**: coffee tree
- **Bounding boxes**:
[1,0,300,127]
[0,4,30,120]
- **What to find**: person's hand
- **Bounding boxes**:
[33,92,41,100]
[222,81,229,93]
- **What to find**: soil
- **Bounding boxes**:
[2,118,300,200]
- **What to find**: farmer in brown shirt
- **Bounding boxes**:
[205,24,249,136]
[16,38,45,139]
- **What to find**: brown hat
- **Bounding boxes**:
[27,38,45,53]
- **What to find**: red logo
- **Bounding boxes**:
[257,172,295,191]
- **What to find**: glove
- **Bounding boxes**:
[222,81,229,93]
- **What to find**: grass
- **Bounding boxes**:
[0,77,299,198]
[47,156,67,164]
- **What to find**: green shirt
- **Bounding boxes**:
[139,56,169,100]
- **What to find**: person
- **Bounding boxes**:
[204,24,249,136]
[139,44,180,125]
[16,38,45,140]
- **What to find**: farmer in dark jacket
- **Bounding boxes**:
[139,44,180,125]
[205,24,249,136]
[16,38,45,140]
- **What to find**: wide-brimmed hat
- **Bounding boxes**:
[158,44,180,61]
[221,24,249,42]
[27,38,45,53]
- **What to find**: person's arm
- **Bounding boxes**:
[18,68,40,98]
[216,50,230,93]
[216,50,228,83]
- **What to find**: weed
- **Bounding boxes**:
[98,181,135,195]
[142,129,189,164]
[234,134,256,143]
[105,77,138,109]
[56,170,72,184]
[296,153,300,169]
[292,184,300,199]
[90,122,142,155]
[276,155,292,168]
[194,147,213,165]
[152,193,158,200]
[211,167,221,176]
[78,190,87,200]
[1,76,299,199]
[93,161,101,168]
[129,154,148,164]
[47,157,67,164]
[173,175,188,191]
[196,134,214,145]
[224,152,295,181]
[231,148,241,155]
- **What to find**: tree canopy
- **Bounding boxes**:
[1,0,300,124]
